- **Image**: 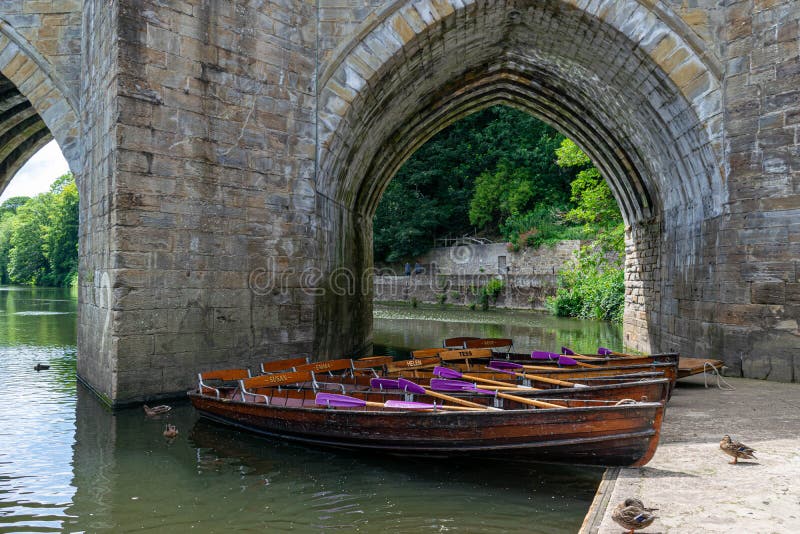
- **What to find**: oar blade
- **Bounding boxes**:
[561,346,575,355]
[531,351,560,360]
[598,347,613,355]
[430,378,474,392]
[430,379,495,395]
[557,355,579,366]
[397,378,427,395]
[433,366,462,379]
[370,378,401,390]
[315,393,366,408]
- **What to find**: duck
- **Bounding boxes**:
[720,434,756,464]
[624,498,658,512]
[143,404,172,417]
[34,363,50,371]
[163,424,179,439]
[611,498,658,534]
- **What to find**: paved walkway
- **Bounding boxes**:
[581,375,800,533]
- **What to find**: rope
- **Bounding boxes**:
[703,362,735,390]
[614,398,637,405]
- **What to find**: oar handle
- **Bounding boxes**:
[431,405,486,412]
[494,391,564,409]
[365,399,480,412]
[464,373,540,390]
[570,353,604,361]
[424,389,494,410]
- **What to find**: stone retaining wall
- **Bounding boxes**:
[374,274,559,310]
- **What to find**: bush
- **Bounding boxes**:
[500,205,587,250]
[475,278,505,310]
[547,228,625,323]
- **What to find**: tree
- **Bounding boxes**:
[0,173,79,286]
[7,193,51,285]
[373,106,575,262]
[0,196,31,214]
[42,176,79,286]
[556,139,622,228]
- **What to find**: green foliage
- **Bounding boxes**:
[373,106,575,263]
[1,196,31,214]
[546,139,626,323]
[42,178,79,286]
[548,239,625,323]
[475,278,505,310]
[0,173,79,287]
[468,124,572,232]
[557,139,622,228]
[500,205,587,250]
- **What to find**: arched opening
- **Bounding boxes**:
[313,0,724,358]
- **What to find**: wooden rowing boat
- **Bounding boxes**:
[450,338,722,380]
[188,371,665,467]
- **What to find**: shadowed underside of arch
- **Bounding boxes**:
[0,72,53,190]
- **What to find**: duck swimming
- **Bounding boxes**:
[143,404,172,417]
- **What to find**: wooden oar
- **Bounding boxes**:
[398,378,500,411]
[429,379,565,409]
[560,346,605,361]
[433,366,540,391]
[487,361,586,388]
[532,351,600,369]
[315,392,481,412]
[598,347,640,358]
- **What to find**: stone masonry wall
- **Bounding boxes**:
[374,241,584,310]
[714,0,800,381]
[410,241,582,277]
[374,274,561,310]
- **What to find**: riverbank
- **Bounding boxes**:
[581,374,800,533]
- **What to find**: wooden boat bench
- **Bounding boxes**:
[198,368,251,399]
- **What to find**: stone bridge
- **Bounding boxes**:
[0,1,797,404]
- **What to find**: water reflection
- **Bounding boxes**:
[374,302,624,358]
[1,288,604,532]
[0,288,77,533]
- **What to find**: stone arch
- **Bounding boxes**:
[314,0,726,354]
[0,19,80,191]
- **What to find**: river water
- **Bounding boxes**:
[0,289,620,532]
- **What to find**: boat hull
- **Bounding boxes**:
[189,393,663,467]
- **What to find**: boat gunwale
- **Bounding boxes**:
[187,390,664,417]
